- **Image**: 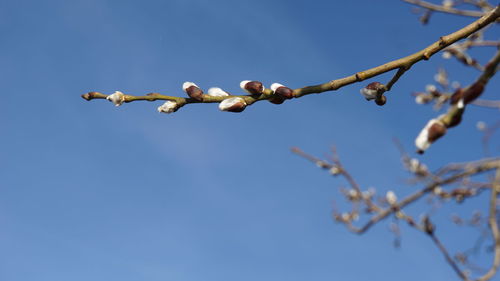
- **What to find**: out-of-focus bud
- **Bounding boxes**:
[341,213,351,222]
[415,93,433,105]
[442,51,452,59]
[415,95,425,104]
[433,186,444,196]
[106,91,125,106]
[183,82,204,101]
[415,119,447,154]
[450,82,484,105]
[451,81,460,89]
[422,215,435,235]
[476,121,487,131]
[386,190,397,205]
[425,84,438,95]
[157,101,179,114]
[360,82,384,101]
[270,83,294,99]
[442,0,453,8]
[207,87,230,97]
[240,80,264,95]
[219,97,247,112]
[408,158,428,176]
[363,188,375,200]
[434,68,448,88]
[329,166,341,175]
[347,189,360,201]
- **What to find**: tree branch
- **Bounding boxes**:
[82,5,500,112]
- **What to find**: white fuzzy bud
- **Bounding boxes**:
[433,186,444,196]
[386,190,397,205]
[157,101,178,114]
[106,91,125,106]
[425,84,437,93]
[408,158,428,175]
[182,82,198,91]
[360,87,378,100]
[341,213,350,222]
[207,87,229,97]
[415,95,426,104]
[219,97,247,112]
[329,166,341,175]
[442,51,452,59]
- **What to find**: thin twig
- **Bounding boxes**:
[403,0,495,19]
[475,168,500,281]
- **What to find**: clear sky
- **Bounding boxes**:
[1,0,499,280]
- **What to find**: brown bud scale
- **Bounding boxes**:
[186,86,204,101]
[427,122,447,143]
[244,81,264,95]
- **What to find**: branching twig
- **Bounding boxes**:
[82,6,500,113]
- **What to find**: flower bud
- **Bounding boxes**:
[415,119,447,154]
[360,82,384,101]
[219,97,247,112]
[386,190,397,205]
[240,80,264,95]
[270,83,294,99]
[106,91,125,106]
[207,87,229,97]
[157,101,179,114]
[183,82,204,101]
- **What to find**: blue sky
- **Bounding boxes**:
[1,0,499,280]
